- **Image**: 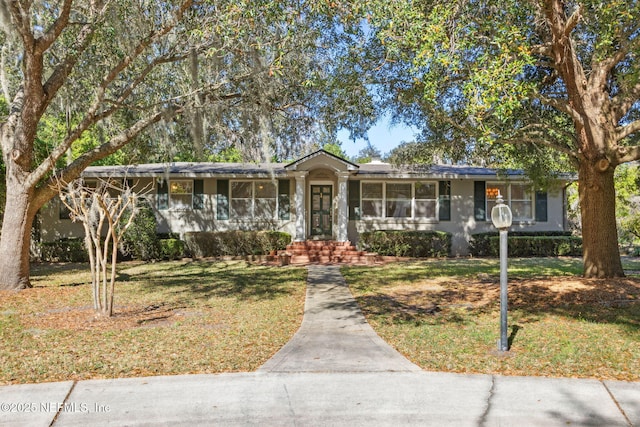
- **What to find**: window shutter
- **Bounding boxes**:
[59,198,71,220]
[474,181,486,221]
[348,180,361,220]
[438,181,451,221]
[278,179,291,220]
[216,179,229,220]
[157,180,169,210]
[193,179,204,210]
[535,191,548,222]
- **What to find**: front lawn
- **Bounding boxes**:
[343,257,640,381]
[0,261,306,385]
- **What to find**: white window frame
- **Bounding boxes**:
[385,182,413,218]
[486,182,535,221]
[170,179,194,210]
[414,181,437,219]
[360,181,439,220]
[361,182,384,218]
[230,180,277,220]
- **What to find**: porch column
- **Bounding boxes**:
[336,171,349,242]
[293,171,308,241]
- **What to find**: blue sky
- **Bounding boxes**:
[338,117,418,159]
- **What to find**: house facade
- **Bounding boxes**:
[40,150,571,255]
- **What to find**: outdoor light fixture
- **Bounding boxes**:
[491,193,513,229]
[491,193,512,352]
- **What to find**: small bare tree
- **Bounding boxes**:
[57,178,146,317]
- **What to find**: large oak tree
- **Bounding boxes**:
[361,0,640,278]
[0,0,375,290]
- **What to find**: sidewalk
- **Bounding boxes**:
[1,265,639,426]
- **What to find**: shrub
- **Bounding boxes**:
[40,238,89,262]
[358,230,451,257]
[159,238,185,260]
[120,202,160,261]
[470,232,582,257]
[261,231,291,253]
[184,231,292,258]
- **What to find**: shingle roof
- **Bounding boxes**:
[355,162,526,178]
[83,162,286,178]
[81,150,572,180]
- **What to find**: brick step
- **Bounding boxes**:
[279,240,377,265]
[291,255,310,264]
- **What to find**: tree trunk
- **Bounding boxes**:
[578,160,625,278]
[0,179,38,290]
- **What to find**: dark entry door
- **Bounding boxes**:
[311,185,332,236]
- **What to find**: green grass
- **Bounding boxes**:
[343,257,640,381]
[0,261,306,385]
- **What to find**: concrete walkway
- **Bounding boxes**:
[1,265,639,426]
[259,265,420,373]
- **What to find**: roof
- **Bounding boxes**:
[355,162,523,178]
[284,149,359,172]
[82,162,286,178]
[81,150,571,181]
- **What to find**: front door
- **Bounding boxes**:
[310,185,332,236]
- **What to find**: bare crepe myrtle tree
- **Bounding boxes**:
[56,178,150,317]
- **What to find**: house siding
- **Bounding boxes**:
[348,179,566,256]
[39,151,571,257]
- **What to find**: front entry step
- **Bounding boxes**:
[280,240,375,265]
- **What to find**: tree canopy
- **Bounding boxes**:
[0,0,378,289]
[356,0,640,277]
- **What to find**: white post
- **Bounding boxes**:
[336,172,349,242]
[499,228,509,352]
[293,172,307,241]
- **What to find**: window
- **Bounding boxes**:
[59,197,71,220]
[255,181,277,218]
[415,182,437,218]
[230,181,277,219]
[386,183,412,218]
[157,179,204,210]
[362,183,383,217]
[486,183,508,219]
[231,181,252,217]
[278,179,291,220]
[510,184,534,220]
[486,183,534,221]
[360,181,442,219]
[170,180,193,210]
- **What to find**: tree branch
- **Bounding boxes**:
[96,0,192,104]
[42,17,101,108]
[33,106,182,205]
[499,125,578,159]
[616,119,640,141]
[613,144,640,164]
[563,4,582,37]
[8,1,35,49]
[34,0,73,54]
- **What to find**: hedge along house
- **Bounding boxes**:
[40,149,571,257]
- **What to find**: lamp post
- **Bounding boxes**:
[491,192,512,352]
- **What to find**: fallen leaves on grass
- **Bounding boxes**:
[0,261,306,385]
[348,268,640,381]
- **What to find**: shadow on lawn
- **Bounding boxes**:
[353,272,640,334]
[122,260,304,302]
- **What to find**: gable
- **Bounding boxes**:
[284,150,359,173]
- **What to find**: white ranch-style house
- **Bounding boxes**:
[41,150,571,256]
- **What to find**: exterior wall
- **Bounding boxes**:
[38,161,568,258]
[40,177,158,242]
[153,178,296,238]
[348,180,567,256]
[40,177,297,242]
[40,198,86,242]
